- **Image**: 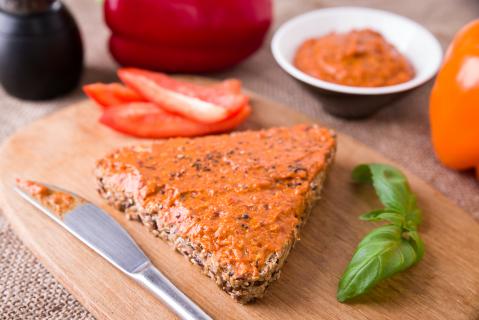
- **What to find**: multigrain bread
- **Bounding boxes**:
[95,124,336,303]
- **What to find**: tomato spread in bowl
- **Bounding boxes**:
[293,29,415,87]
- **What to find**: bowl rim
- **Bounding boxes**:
[271,6,444,95]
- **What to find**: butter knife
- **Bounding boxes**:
[14,182,212,320]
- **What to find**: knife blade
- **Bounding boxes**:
[14,182,212,320]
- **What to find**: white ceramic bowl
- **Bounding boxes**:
[271,7,443,117]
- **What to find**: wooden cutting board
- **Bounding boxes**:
[0,81,478,320]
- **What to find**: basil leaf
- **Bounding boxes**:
[359,209,405,226]
[408,230,425,261]
[404,208,422,230]
[337,225,419,302]
[351,164,374,183]
[339,163,425,302]
[352,164,422,228]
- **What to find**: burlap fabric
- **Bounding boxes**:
[1,0,478,318]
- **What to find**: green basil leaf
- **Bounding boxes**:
[352,164,422,228]
[408,230,425,262]
[404,208,422,230]
[337,225,419,302]
[359,209,405,226]
[365,164,414,213]
[340,163,425,302]
[351,164,374,183]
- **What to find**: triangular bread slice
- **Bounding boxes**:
[95,124,336,303]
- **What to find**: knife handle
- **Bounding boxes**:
[132,264,212,320]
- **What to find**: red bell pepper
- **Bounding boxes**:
[118,68,248,123]
[83,83,146,109]
[100,102,252,138]
[104,0,272,72]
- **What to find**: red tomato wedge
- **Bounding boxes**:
[83,83,146,108]
[118,68,248,123]
[100,102,251,138]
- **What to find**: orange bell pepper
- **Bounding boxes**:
[430,20,479,176]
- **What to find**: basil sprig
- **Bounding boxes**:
[337,164,424,302]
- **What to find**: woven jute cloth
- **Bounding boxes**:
[1,0,478,319]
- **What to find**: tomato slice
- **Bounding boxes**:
[100,102,251,138]
[118,68,248,123]
[83,83,146,109]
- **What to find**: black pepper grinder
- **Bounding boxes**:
[0,0,83,100]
